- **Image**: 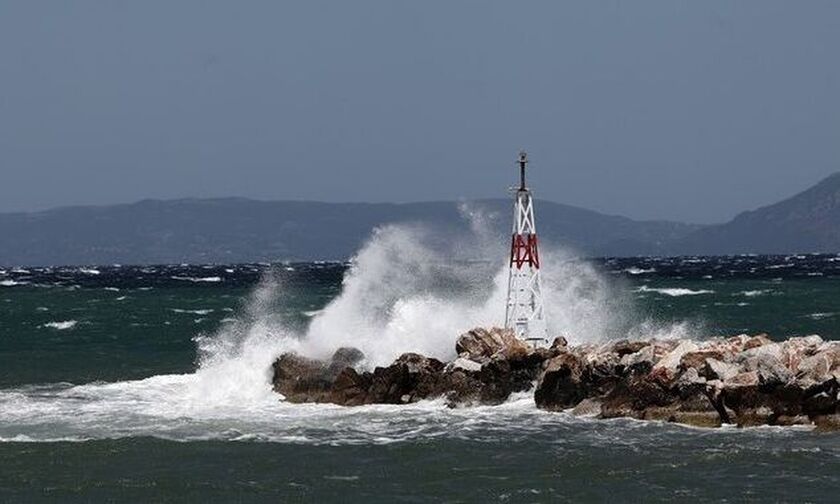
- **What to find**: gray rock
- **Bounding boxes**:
[619,345,655,373]
[455,327,529,362]
[447,357,482,373]
[571,398,602,417]
[703,358,740,382]
[654,340,700,372]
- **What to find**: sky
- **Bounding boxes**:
[0,1,838,223]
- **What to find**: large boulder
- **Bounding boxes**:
[456,327,531,363]
[619,345,656,374]
[654,340,700,373]
[534,352,588,410]
[367,353,446,404]
[271,353,333,403]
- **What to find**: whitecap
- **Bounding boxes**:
[171,276,223,283]
[737,290,773,297]
[624,267,656,275]
[0,280,27,287]
[41,320,78,330]
[635,286,714,297]
[171,309,215,315]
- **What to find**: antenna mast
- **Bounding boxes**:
[504,151,548,345]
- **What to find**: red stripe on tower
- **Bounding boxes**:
[509,234,540,269]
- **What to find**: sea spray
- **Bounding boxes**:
[0,217,699,442]
[193,217,695,373]
[188,271,303,407]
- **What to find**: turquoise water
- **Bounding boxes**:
[1,256,839,502]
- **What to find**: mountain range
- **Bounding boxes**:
[2,174,839,266]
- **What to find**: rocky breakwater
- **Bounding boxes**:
[271,328,840,429]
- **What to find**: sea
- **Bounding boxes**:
[2,228,840,502]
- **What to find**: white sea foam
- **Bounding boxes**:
[79,268,101,275]
[172,308,215,315]
[0,280,27,287]
[171,276,223,283]
[41,320,78,330]
[0,220,698,444]
[624,267,656,275]
[635,286,714,297]
[738,290,773,297]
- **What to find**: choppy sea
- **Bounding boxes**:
[2,234,840,501]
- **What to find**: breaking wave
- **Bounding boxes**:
[0,213,699,443]
[635,285,715,297]
[40,320,78,330]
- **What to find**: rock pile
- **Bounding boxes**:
[271,328,840,429]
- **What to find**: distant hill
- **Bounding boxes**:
[0,198,698,266]
[671,173,840,255]
[3,173,840,266]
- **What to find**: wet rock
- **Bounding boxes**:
[366,353,446,404]
[327,347,366,375]
[455,327,529,363]
[551,336,568,349]
[447,357,482,373]
[775,414,812,427]
[813,414,840,431]
[611,340,649,357]
[269,328,840,430]
[330,347,365,368]
[330,367,372,406]
[571,398,602,417]
[271,353,333,403]
[534,352,587,411]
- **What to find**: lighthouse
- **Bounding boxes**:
[504,151,548,345]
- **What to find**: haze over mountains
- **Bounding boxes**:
[2,174,839,266]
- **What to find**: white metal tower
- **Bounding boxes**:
[504,151,548,345]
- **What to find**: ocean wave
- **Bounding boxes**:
[0,378,571,445]
[171,308,215,315]
[40,320,78,330]
[624,267,656,275]
[635,286,714,297]
[171,276,223,283]
[0,280,28,287]
[737,289,773,297]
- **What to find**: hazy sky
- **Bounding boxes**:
[1,1,838,223]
